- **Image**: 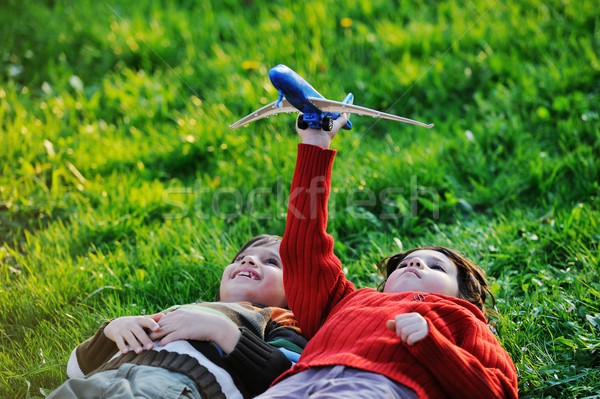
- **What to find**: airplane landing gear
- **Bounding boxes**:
[297,114,309,130]
[322,115,334,131]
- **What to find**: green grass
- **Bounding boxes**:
[1,0,598,397]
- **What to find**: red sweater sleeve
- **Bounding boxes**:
[281,144,356,339]
[408,313,519,398]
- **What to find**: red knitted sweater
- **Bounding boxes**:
[276,144,518,398]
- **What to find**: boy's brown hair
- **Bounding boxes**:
[231,234,282,263]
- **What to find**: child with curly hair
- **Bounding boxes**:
[256,116,518,398]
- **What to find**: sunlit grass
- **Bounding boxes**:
[1,0,599,397]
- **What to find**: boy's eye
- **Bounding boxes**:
[396,263,407,269]
[265,258,280,267]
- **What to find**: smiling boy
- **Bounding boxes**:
[219,238,288,309]
[48,235,306,399]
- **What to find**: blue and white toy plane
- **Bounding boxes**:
[230,64,434,131]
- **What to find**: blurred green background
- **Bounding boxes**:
[1,0,598,397]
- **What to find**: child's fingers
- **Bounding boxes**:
[118,324,149,353]
[149,328,167,341]
[114,335,128,354]
[132,326,154,351]
[122,331,143,353]
[388,313,429,344]
[394,312,426,329]
[397,322,422,343]
[150,312,165,323]
[158,330,181,347]
[394,312,420,323]
[140,315,161,332]
[333,113,349,131]
[386,319,396,331]
[404,328,429,345]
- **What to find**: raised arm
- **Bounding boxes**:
[281,115,356,339]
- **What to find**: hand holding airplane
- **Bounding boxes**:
[230,64,434,131]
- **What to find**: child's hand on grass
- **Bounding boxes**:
[104,313,164,354]
[386,312,429,345]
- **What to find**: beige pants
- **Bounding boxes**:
[47,364,202,399]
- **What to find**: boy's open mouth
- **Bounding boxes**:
[232,269,261,280]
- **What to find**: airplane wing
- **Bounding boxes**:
[230,98,298,129]
[308,97,434,129]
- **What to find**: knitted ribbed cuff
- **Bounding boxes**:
[76,320,119,374]
[225,327,273,369]
[224,327,290,396]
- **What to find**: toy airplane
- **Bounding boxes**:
[230,64,434,131]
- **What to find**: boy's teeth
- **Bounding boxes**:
[236,271,257,279]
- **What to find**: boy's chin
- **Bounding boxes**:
[221,286,260,303]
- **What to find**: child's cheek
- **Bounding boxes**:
[383,273,399,292]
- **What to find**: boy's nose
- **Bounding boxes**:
[240,255,257,266]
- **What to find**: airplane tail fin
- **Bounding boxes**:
[342,93,353,130]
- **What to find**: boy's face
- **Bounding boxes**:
[383,249,459,297]
[219,241,287,308]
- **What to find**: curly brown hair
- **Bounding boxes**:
[378,246,495,318]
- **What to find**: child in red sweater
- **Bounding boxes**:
[256,116,519,398]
